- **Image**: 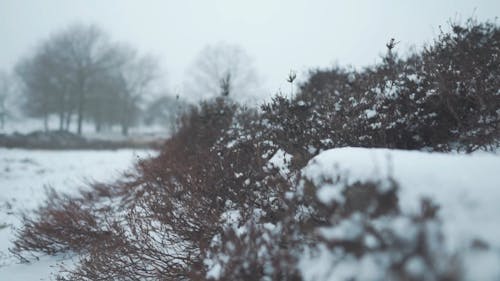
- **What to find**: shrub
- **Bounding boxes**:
[268,19,499,153]
[11,19,500,280]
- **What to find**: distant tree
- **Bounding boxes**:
[15,51,59,131]
[85,71,122,132]
[15,24,159,135]
[16,24,124,134]
[184,43,260,103]
[0,71,13,129]
[54,24,124,135]
[112,47,159,135]
[144,94,190,133]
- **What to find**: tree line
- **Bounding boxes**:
[1,24,260,136]
[14,24,161,135]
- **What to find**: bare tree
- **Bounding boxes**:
[144,94,190,133]
[184,43,260,103]
[15,51,58,131]
[0,70,12,129]
[56,24,123,134]
[85,70,122,132]
[112,47,159,135]
[17,24,123,134]
[34,40,74,131]
[15,24,156,135]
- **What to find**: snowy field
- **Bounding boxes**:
[0,148,155,280]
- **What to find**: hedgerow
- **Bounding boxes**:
[12,19,500,280]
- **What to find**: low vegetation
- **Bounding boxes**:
[12,19,500,280]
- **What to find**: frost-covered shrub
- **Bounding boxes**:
[12,18,500,281]
[416,20,500,151]
[203,215,302,281]
[64,98,249,279]
[203,174,460,281]
[13,97,294,280]
[297,176,460,281]
[273,19,499,153]
[12,186,124,258]
[204,170,464,281]
[261,68,354,169]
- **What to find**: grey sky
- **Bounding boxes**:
[1,0,499,101]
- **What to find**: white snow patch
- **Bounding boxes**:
[300,147,500,280]
[316,183,345,204]
[268,149,293,177]
[0,148,155,278]
[365,109,377,119]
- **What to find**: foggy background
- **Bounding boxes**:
[1,1,500,279]
[2,0,499,102]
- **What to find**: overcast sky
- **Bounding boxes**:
[1,0,499,101]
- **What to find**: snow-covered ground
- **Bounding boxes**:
[0,148,155,280]
[301,147,500,281]
[2,146,499,280]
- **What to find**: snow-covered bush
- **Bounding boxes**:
[13,188,115,256]
[13,97,293,280]
[296,165,456,281]
[273,19,499,153]
[205,147,500,281]
[11,19,500,280]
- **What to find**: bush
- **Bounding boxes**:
[11,19,500,280]
[267,19,499,153]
